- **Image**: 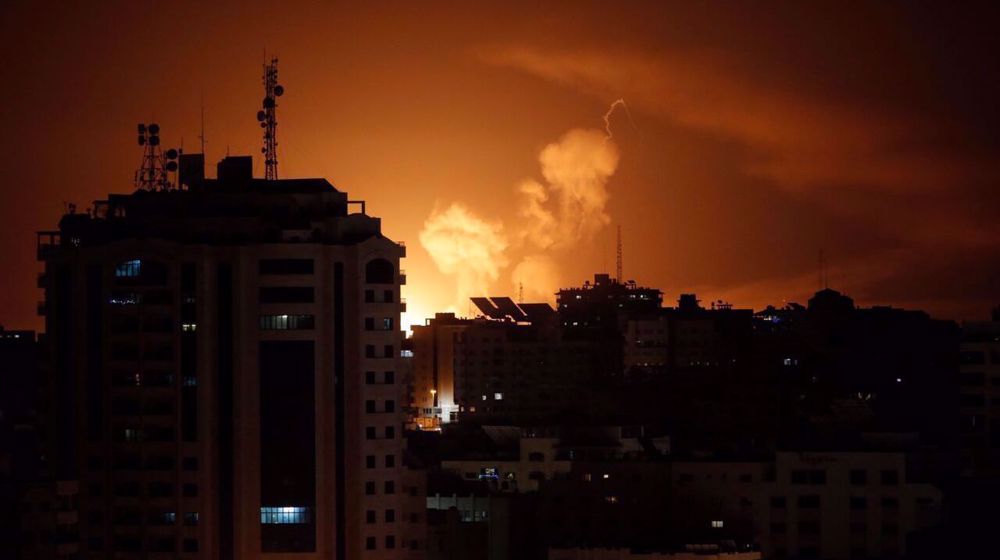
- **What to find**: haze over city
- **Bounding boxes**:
[2,1,998,333]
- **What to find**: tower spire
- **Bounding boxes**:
[258,58,284,181]
[616,225,623,283]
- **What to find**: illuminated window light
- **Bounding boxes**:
[115,259,142,278]
[181,323,197,332]
[260,506,311,524]
[711,520,724,528]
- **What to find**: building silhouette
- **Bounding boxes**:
[35,154,422,559]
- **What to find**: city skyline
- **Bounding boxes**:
[2,1,999,333]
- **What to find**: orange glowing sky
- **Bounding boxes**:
[1,1,998,332]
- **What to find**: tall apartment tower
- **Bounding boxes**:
[36,155,423,559]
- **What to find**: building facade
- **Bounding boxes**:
[37,155,422,559]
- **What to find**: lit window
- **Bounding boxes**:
[184,512,199,525]
[115,259,142,278]
[602,473,610,479]
[711,520,724,528]
[260,506,311,524]
[605,496,619,504]
[183,377,197,387]
[382,317,394,330]
[259,314,315,330]
[181,323,197,332]
[494,392,503,400]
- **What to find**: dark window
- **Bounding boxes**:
[383,290,394,302]
[366,536,376,550]
[384,371,395,384]
[259,286,314,303]
[850,469,867,485]
[183,539,199,553]
[182,457,198,470]
[385,400,395,413]
[385,509,395,523]
[383,345,394,358]
[850,497,867,510]
[771,522,786,534]
[365,259,395,284]
[366,400,376,413]
[366,510,376,524]
[798,495,820,508]
[365,318,375,330]
[881,497,899,509]
[385,455,395,468]
[365,289,375,303]
[385,426,395,439]
[798,521,820,534]
[365,345,376,358]
[961,351,986,365]
[881,470,899,485]
[529,452,545,462]
[259,259,314,275]
[365,427,376,440]
[365,371,376,384]
[384,481,395,494]
[365,482,376,495]
[183,483,198,497]
[366,455,376,469]
[770,496,787,508]
[385,535,396,549]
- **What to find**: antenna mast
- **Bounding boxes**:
[135,123,178,191]
[257,58,284,181]
[616,225,623,283]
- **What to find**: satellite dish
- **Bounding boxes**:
[148,123,160,134]
[274,85,284,96]
[165,149,178,160]
[261,147,267,154]
[138,136,146,146]
[256,110,266,121]
[260,122,266,128]
[165,161,178,172]
[149,135,160,146]
[138,123,146,133]
[263,97,275,109]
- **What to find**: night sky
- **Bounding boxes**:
[1,1,998,331]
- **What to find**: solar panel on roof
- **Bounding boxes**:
[490,297,527,321]
[471,297,503,318]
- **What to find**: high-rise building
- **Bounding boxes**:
[36,154,423,559]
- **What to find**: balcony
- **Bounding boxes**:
[399,269,406,285]
[400,297,407,312]
[37,300,46,316]
[397,241,407,257]
[37,272,46,288]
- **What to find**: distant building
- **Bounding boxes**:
[36,154,422,559]
[958,306,1000,476]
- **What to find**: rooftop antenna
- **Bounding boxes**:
[257,57,284,181]
[616,225,623,283]
[518,281,524,304]
[135,123,179,191]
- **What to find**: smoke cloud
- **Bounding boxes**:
[420,103,624,314]
[418,203,509,312]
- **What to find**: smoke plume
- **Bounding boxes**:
[418,203,509,312]
[420,101,626,314]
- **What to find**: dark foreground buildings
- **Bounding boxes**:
[33,154,423,559]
